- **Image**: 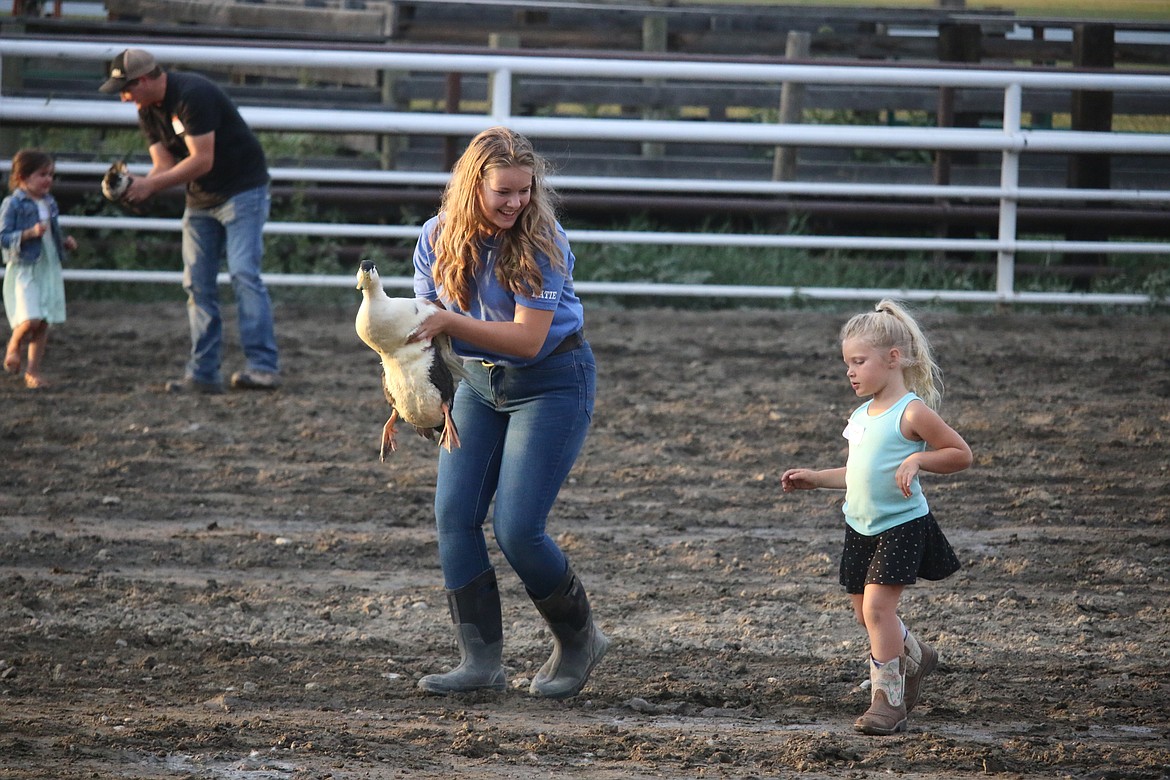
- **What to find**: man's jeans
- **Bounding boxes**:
[181,185,279,384]
[433,344,596,599]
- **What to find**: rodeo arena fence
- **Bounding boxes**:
[2,38,1170,306]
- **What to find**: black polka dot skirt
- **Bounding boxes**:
[839,512,961,594]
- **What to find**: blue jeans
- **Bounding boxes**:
[181,185,279,384]
[434,343,596,598]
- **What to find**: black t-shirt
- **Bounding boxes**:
[138,71,269,210]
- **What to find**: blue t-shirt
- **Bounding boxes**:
[412,215,585,367]
[842,392,930,536]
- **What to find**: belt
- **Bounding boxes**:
[548,330,584,356]
[480,331,583,368]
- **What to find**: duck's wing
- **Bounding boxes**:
[422,338,464,451]
[432,334,468,388]
[426,351,457,409]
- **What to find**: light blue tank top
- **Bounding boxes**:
[842,392,929,536]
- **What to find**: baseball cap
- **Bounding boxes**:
[99,49,157,94]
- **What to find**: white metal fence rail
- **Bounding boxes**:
[2,39,1170,305]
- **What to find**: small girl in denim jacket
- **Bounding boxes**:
[1,149,77,389]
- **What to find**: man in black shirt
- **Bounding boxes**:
[101,49,281,394]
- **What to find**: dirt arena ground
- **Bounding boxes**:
[1,298,1167,780]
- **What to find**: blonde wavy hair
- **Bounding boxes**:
[839,299,944,410]
[429,127,563,311]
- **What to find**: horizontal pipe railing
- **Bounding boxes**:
[16,161,1170,204]
[5,39,1170,91]
[6,97,1170,155]
[47,269,1156,307]
[3,38,1169,306]
[51,216,1170,255]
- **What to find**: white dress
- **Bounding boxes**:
[3,197,67,329]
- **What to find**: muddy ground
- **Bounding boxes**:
[1,298,1167,780]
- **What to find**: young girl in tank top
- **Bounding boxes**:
[782,299,972,735]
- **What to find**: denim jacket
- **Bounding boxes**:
[0,189,67,266]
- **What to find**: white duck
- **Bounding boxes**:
[355,260,466,459]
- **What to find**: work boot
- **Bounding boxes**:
[854,655,908,735]
[230,370,282,390]
[528,563,609,699]
[902,630,938,713]
[164,376,225,395]
[418,569,507,693]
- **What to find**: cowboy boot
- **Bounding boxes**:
[854,655,908,735]
[902,629,938,713]
[418,569,507,693]
[528,563,609,699]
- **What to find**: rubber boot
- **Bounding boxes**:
[902,629,938,713]
[418,569,507,693]
[528,563,610,699]
[854,655,908,735]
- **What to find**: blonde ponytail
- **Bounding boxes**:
[839,299,944,409]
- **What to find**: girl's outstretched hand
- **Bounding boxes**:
[781,466,847,492]
[781,468,816,492]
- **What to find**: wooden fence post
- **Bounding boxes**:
[934,22,981,185]
[772,30,810,182]
[642,15,667,160]
[441,72,463,172]
[933,22,981,262]
[378,69,401,171]
[378,5,405,172]
[1069,25,1114,186]
[1066,23,1115,288]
